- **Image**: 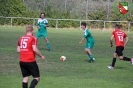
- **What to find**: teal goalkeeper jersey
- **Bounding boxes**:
[83,28,94,42]
[37,18,48,33]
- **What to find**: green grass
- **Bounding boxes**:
[0,27,133,88]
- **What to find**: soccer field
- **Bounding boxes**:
[0,27,133,88]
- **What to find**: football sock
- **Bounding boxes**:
[47,42,50,50]
[89,54,94,60]
[123,57,131,61]
[22,82,28,88]
[29,79,38,88]
[111,58,116,67]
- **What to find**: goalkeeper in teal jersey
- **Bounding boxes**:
[36,13,50,51]
[79,22,95,63]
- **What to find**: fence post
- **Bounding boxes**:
[56,19,58,29]
[33,18,35,26]
[80,20,81,30]
[11,17,12,27]
[128,21,131,32]
[103,21,106,31]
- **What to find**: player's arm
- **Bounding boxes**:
[79,38,85,44]
[17,40,20,52]
[37,20,40,29]
[124,36,128,47]
[44,23,48,27]
[37,26,40,29]
[37,24,40,29]
[79,30,89,44]
[110,35,114,47]
[32,45,45,60]
[44,20,49,27]
[17,46,20,52]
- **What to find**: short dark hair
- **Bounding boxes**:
[40,12,45,18]
[81,22,86,27]
[115,24,121,29]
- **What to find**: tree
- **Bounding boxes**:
[0,0,39,25]
[0,0,27,16]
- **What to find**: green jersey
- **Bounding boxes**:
[83,28,94,42]
[36,18,48,38]
[37,18,48,33]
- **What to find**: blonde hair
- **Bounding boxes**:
[26,25,34,33]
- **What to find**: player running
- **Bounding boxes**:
[36,12,50,51]
[79,22,95,63]
[17,25,45,88]
[107,24,133,69]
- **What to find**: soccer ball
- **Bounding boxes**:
[60,56,66,61]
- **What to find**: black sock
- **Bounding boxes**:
[111,58,116,67]
[22,82,28,88]
[123,57,131,61]
[29,79,38,88]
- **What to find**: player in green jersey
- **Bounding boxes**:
[36,13,50,51]
[79,22,95,63]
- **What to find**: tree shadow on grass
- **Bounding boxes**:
[85,59,89,62]
[85,59,96,63]
[38,47,48,51]
[115,66,126,69]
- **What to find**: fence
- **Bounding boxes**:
[23,0,132,20]
[0,16,132,31]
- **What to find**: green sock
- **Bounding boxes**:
[89,54,94,60]
[47,42,50,50]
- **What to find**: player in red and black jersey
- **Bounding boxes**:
[17,25,45,88]
[107,24,133,69]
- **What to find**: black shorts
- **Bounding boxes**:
[19,61,40,78]
[115,46,124,56]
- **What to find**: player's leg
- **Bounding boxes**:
[20,62,30,88]
[117,46,131,61]
[117,46,133,64]
[22,76,29,88]
[44,38,50,51]
[42,33,50,51]
[111,53,117,68]
[116,46,125,60]
[107,46,118,69]
[120,56,133,64]
[85,49,93,58]
[29,62,40,88]
[29,78,40,88]
[119,56,130,61]
[108,52,117,69]
[117,46,125,60]
[85,42,95,62]
[43,33,50,51]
